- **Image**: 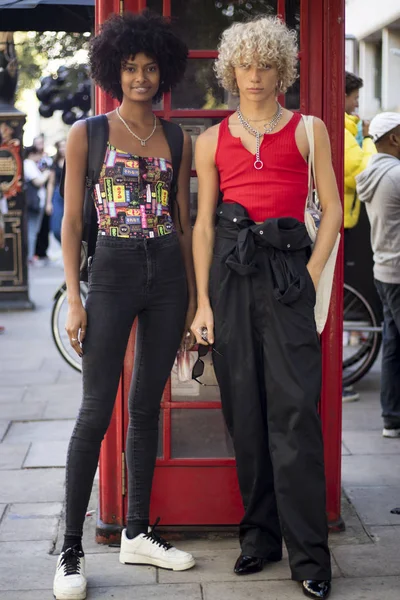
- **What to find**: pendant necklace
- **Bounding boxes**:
[116,107,157,147]
[236,102,283,170]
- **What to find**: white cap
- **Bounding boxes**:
[369,112,400,143]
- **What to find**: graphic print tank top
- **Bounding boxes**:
[93,143,175,239]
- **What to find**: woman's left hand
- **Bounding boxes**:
[307,264,321,292]
[181,300,197,350]
[45,201,53,216]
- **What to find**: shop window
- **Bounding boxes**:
[169,0,278,50]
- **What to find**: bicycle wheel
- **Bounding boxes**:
[343,283,382,387]
[51,281,88,373]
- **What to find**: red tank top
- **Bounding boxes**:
[215,112,308,223]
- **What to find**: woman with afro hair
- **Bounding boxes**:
[191,16,342,599]
[53,11,196,600]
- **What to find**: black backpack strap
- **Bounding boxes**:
[160,118,184,232]
[83,115,109,226]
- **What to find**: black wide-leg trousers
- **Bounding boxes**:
[210,202,331,581]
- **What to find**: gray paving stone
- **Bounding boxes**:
[56,370,83,385]
[203,577,400,600]
[0,505,6,522]
[23,382,81,404]
[341,442,351,456]
[0,503,59,542]
[0,443,30,469]
[0,401,46,420]
[24,441,69,468]
[42,397,81,420]
[0,387,26,403]
[0,586,202,600]
[85,552,156,587]
[0,469,65,503]
[0,541,58,590]
[342,400,382,431]
[342,455,400,486]
[342,430,400,455]
[4,419,74,443]
[0,357,45,372]
[367,525,400,545]
[0,420,10,442]
[345,487,400,526]
[0,370,60,387]
[332,542,400,577]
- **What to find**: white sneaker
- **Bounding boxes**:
[119,527,195,571]
[53,546,87,600]
[383,428,400,438]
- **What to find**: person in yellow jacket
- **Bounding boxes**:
[345,72,376,229]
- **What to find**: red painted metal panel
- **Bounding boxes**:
[320,0,345,528]
[150,467,243,525]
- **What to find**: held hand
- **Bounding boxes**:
[45,201,53,216]
[65,302,87,357]
[362,120,370,138]
[306,264,320,292]
[181,301,197,350]
[190,303,215,346]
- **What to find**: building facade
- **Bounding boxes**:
[346,0,400,117]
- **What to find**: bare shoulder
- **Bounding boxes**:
[196,123,220,156]
[67,119,88,147]
[312,116,329,136]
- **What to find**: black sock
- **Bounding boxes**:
[62,535,83,554]
[126,522,149,540]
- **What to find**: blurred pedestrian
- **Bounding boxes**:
[23,146,51,263]
[356,112,400,438]
[46,140,66,244]
[343,71,376,402]
[33,134,52,263]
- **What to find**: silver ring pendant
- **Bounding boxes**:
[254,159,264,170]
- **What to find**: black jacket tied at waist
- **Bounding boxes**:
[215,202,313,305]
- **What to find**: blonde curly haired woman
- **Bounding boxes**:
[191,16,342,600]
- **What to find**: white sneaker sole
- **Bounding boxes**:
[119,551,195,571]
[53,583,87,600]
[383,428,400,438]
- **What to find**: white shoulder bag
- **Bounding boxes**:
[303,115,341,334]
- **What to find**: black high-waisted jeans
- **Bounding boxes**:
[65,233,188,537]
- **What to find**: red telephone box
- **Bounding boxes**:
[96,0,345,542]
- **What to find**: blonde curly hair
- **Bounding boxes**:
[214,16,298,95]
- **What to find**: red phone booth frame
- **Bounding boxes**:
[95,0,345,542]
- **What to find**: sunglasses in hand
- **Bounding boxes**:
[191,344,222,386]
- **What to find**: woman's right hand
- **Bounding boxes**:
[65,301,87,357]
[191,302,215,345]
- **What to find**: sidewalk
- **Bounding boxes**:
[0,262,399,599]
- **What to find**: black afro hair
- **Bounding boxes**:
[89,10,188,103]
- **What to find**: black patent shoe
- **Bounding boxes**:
[234,554,265,575]
[302,580,331,599]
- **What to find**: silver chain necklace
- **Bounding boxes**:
[236,102,283,170]
[116,107,157,147]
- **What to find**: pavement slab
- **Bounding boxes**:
[0,443,30,469]
[23,382,81,404]
[0,401,46,420]
[203,577,400,600]
[0,468,65,503]
[4,419,74,443]
[0,369,61,387]
[0,505,6,523]
[342,430,400,455]
[332,542,400,577]
[345,486,400,526]
[23,440,69,468]
[0,387,26,403]
[0,583,202,600]
[0,502,63,543]
[341,455,400,486]
[0,420,10,442]
[367,525,400,545]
